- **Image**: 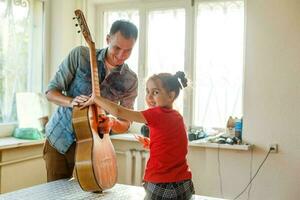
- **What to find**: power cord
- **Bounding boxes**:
[217,145,224,198]
[247,147,254,200]
[233,147,273,200]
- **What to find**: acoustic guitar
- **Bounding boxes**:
[72,9,117,192]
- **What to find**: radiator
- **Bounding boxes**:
[117,149,149,186]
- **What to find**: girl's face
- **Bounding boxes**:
[145,79,174,108]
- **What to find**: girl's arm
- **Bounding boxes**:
[81,95,147,124]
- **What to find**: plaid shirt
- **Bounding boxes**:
[45,46,138,154]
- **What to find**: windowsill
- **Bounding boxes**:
[189,140,251,150]
[0,132,251,151]
[0,136,45,150]
[110,133,252,151]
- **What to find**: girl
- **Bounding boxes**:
[82,71,194,200]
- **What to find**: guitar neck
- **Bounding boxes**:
[74,9,106,132]
[74,9,101,99]
[89,43,105,117]
[89,43,100,96]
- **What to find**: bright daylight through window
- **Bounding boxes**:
[101,0,244,129]
[0,0,44,124]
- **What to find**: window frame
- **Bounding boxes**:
[95,0,245,128]
[0,0,48,129]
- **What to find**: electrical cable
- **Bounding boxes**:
[233,148,272,200]
[217,145,224,198]
[247,147,254,200]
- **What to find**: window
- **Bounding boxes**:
[194,1,244,128]
[0,0,44,124]
[147,9,185,113]
[98,0,244,128]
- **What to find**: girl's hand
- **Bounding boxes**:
[134,134,150,149]
[80,94,96,109]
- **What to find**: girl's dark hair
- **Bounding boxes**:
[109,20,138,40]
[149,71,188,99]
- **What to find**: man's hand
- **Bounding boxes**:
[79,94,95,109]
[134,134,150,149]
[98,115,115,134]
[71,95,90,107]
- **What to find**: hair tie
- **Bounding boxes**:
[175,71,187,88]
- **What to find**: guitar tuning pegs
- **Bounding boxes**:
[75,24,78,27]
[77,30,81,33]
[72,17,76,20]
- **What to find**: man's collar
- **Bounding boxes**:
[97,47,108,62]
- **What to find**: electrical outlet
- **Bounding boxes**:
[269,144,278,153]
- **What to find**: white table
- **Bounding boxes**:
[0,179,227,200]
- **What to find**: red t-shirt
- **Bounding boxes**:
[142,107,192,183]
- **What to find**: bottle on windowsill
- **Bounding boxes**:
[226,116,236,138]
[235,118,243,141]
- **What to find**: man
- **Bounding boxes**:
[44,20,138,182]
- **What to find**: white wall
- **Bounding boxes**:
[46,0,90,81]
[188,0,300,199]
[48,0,74,77]
[242,0,300,199]
[46,0,300,199]
[191,0,300,199]
[45,0,96,113]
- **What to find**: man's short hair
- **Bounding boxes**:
[109,20,138,40]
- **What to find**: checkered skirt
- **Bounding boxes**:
[143,179,195,200]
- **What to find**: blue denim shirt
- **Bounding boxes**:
[45,46,138,154]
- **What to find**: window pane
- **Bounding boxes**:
[147,9,185,113]
[0,0,44,123]
[103,11,139,74]
[194,1,244,128]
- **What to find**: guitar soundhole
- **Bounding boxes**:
[97,127,104,139]
[99,132,104,139]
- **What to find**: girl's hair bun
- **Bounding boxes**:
[175,71,188,88]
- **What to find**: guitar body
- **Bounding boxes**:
[72,9,117,192]
[72,106,117,192]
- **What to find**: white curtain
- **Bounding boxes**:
[0,0,31,123]
[194,1,244,128]
[147,9,185,114]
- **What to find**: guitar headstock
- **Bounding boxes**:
[74,9,94,47]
